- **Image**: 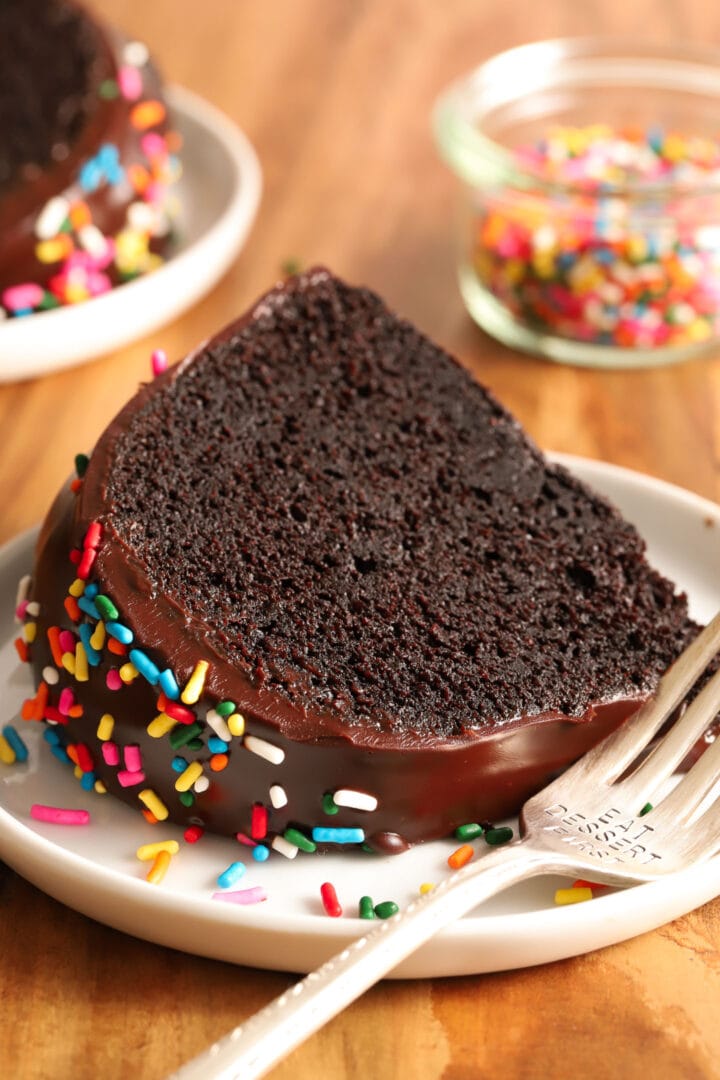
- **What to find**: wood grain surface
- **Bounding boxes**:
[1,2,720,1078]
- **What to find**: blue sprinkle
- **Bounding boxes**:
[79,158,103,193]
[14,308,33,318]
[158,669,180,700]
[129,649,160,685]
[43,728,61,746]
[50,744,71,765]
[252,844,270,862]
[77,596,100,619]
[106,621,134,645]
[80,772,96,791]
[208,736,228,754]
[171,756,187,773]
[217,861,246,888]
[3,725,28,763]
[84,583,99,599]
[78,624,101,666]
[311,827,365,844]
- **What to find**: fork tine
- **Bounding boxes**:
[618,666,720,801]
[567,609,720,785]
[649,721,720,825]
[681,795,720,863]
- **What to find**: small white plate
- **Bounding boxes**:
[0,86,262,382]
[0,456,719,978]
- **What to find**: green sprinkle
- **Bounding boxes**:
[187,737,204,751]
[216,701,236,718]
[38,292,61,310]
[99,79,119,100]
[284,827,317,853]
[95,595,119,620]
[361,843,376,854]
[484,826,513,846]
[359,896,375,919]
[454,822,483,841]
[639,802,653,816]
[374,901,399,919]
[169,722,203,749]
[74,453,90,478]
[178,791,195,807]
[280,257,303,277]
[322,792,339,816]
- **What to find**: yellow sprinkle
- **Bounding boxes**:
[181,660,210,705]
[227,712,245,737]
[136,840,180,862]
[686,318,712,343]
[73,765,83,780]
[554,887,593,906]
[419,882,435,895]
[146,849,172,885]
[35,234,73,264]
[174,761,203,792]
[23,621,37,644]
[138,789,169,820]
[61,651,76,675]
[68,578,85,598]
[0,735,16,765]
[119,662,139,684]
[94,780,107,794]
[74,642,89,682]
[96,713,115,741]
[147,712,176,738]
[90,621,106,651]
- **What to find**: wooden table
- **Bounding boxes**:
[2,1,720,1077]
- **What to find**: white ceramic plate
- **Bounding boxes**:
[0,86,262,382]
[1,455,719,978]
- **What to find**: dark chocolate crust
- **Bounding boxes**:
[25,270,702,849]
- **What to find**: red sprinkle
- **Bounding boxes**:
[184,825,204,843]
[162,700,196,725]
[84,521,102,549]
[320,882,343,917]
[77,547,97,580]
[250,803,268,839]
[107,638,127,657]
[74,743,94,773]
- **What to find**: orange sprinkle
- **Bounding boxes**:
[146,849,171,884]
[210,753,229,772]
[14,637,29,663]
[31,682,49,722]
[447,843,474,870]
[127,162,150,193]
[68,704,84,718]
[69,201,92,229]
[131,100,166,130]
[166,130,183,153]
[63,595,82,622]
[573,879,610,892]
[141,808,159,825]
[47,626,64,666]
[66,745,80,766]
[21,698,36,721]
[108,637,127,656]
[70,478,83,494]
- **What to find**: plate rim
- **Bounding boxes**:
[1,454,719,977]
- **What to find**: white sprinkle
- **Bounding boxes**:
[269,784,288,809]
[206,709,231,742]
[78,224,109,258]
[127,201,156,233]
[123,40,150,67]
[244,735,285,765]
[333,789,379,812]
[25,601,40,617]
[35,196,70,240]
[14,575,31,622]
[43,666,60,686]
[194,776,210,793]
[271,835,298,859]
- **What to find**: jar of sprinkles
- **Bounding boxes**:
[434,39,720,367]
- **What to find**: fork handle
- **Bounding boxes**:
[170,841,563,1080]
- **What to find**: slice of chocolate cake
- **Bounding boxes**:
[21,269,703,852]
[0,0,180,318]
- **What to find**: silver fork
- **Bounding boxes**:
[172,611,720,1080]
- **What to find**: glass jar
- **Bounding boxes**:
[434,39,720,368]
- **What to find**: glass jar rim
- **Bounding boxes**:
[433,36,720,198]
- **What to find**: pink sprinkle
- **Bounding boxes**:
[235,831,257,847]
[3,283,44,311]
[87,271,112,297]
[212,887,267,906]
[141,132,167,160]
[151,349,168,377]
[59,630,76,653]
[106,670,123,691]
[118,64,143,101]
[117,769,146,788]
[124,744,142,771]
[102,741,120,766]
[31,804,90,826]
[58,688,75,716]
[15,599,29,620]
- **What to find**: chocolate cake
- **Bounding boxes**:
[0,0,180,318]
[19,269,704,853]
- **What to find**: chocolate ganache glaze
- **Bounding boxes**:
[0,0,179,315]
[24,270,702,852]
